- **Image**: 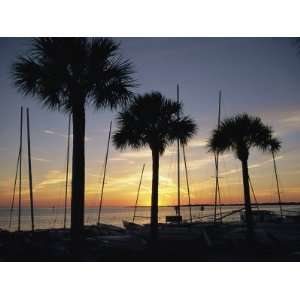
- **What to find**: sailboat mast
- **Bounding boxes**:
[9,149,20,230]
[97,121,112,225]
[133,163,145,223]
[217,90,221,127]
[272,151,283,218]
[18,107,23,231]
[248,175,259,210]
[26,108,35,232]
[213,154,219,222]
[182,144,192,223]
[63,113,71,229]
[177,84,181,220]
[214,91,222,223]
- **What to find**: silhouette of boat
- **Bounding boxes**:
[122,220,144,231]
[240,210,282,224]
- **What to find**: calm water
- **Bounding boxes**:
[1,205,299,232]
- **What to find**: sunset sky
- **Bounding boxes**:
[0,37,299,208]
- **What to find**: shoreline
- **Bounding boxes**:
[1,202,300,210]
[1,222,300,261]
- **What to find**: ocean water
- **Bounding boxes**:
[0,204,299,232]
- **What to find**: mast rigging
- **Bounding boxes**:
[133,164,145,223]
[176,84,181,221]
[213,91,222,223]
[97,121,112,225]
[63,113,71,229]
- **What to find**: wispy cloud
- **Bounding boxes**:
[282,187,300,194]
[85,171,175,196]
[42,129,91,141]
[219,155,284,176]
[275,112,300,134]
[185,158,213,171]
[32,157,51,163]
[219,167,241,176]
[188,138,207,148]
[110,157,131,162]
[35,170,69,190]
[280,114,300,126]
[43,130,55,135]
[120,150,151,159]
[118,148,176,160]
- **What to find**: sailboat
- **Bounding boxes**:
[122,163,146,231]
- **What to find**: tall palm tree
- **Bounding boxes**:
[12,38,135,240]
[208,113,281,237]
[113,92,196,241]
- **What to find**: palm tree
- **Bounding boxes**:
[113,92,197,241]
[12,38,135,240]
[208,113,281,237]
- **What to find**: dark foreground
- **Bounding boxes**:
[0,223,300,261]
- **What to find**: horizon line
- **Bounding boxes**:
[1,200,300,209]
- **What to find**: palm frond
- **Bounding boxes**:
[112,91,197,155]
[268,137,282,153]
[87,38,137,110]
[207,113,280,160]
[12,37,136,113]
[170,116,197,145]
[12,56,42,96]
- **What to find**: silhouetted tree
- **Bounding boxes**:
[12,38,135,241]
[113,92,196,242]
[208,114,281,237]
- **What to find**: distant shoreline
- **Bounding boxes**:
[2,201,299,209]
[126,202,300,208]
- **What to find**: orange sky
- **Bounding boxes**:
[1,131,299,208]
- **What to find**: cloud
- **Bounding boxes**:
[219,167,241,176]
[188,138,207,148]
[282,187,300,194]
[275,112,300,134]
[42,129,91,142]
[110,157,131,162]
[35,170,69,190]
[249,163,261,169]
[32,157,51,163]
[185,158,213,171]
[86,171,175,195]
[118,148,176,160]
[280,114,300,126]
[119,150,151,159]
[43,130,55,135]
[219,155,284,176]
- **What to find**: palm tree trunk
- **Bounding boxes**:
[241,159,253,238]
[151,148,159,242]
[71,104,85,242]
